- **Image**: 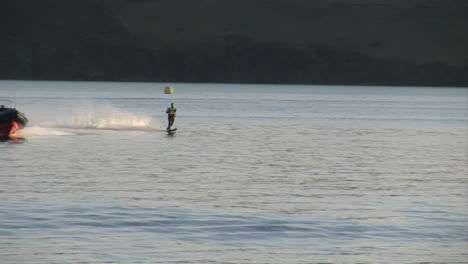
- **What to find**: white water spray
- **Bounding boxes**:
[15,102,165,138]
[58,103,165,131]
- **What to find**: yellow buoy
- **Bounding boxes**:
[164,86,174,94]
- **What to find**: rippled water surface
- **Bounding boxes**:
[1,81,467,263]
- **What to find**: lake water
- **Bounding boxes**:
[1,80,467,264]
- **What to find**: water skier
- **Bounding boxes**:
[166,103,177,131]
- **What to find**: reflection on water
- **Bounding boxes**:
[0,135,26,144]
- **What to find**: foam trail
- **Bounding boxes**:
[14,126,76,137]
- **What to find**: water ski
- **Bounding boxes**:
[167,128,177,133]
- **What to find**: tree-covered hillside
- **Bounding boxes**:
[1,0,466,86]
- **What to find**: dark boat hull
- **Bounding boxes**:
[0,108,29,136]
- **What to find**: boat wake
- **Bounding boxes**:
[58,117,164,132]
